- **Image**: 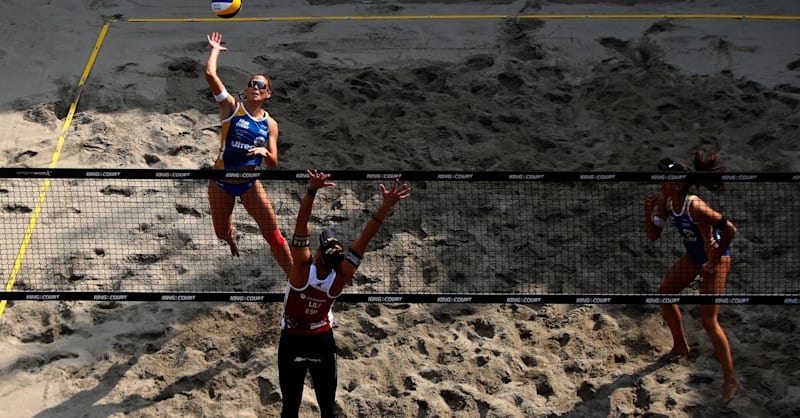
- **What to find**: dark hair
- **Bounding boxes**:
[692,149,725,193]
[658,149,725,193]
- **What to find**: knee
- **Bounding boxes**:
[266,230,286,250]
[700,312,719,331]
[215,226,235,241]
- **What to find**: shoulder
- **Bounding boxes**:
[220,98,240,120]
[267,112,278,126]
[288,264,312,288]
[688,194,708,208]
[687,195,717,220]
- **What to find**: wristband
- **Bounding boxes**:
[291,235,310,247]
[307,188,317,196]
[344,249,363,267]
[213,88,229,103]
[652,215,664,228]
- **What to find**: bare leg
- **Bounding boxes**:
[701,303,740,407]
[700,256,739,407]
[241,181,293,275]
[659,304,690,355]
[208,181,240,256]
[658,253,700,355]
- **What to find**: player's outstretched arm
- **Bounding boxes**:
[287,170,335,287]
[336,179,411,286]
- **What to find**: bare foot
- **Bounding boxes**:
[659,348,690,364]
[720,378,740,407]
[669,346,691,356]
[657,343,694,364]
[227,240,240,257]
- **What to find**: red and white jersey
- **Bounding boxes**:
[281,265,338,335]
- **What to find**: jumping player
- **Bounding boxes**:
[204,31,292,275]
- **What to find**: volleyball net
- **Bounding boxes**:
[1,168,798,304]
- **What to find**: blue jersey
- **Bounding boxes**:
[667,194,730,265]
[214,101,270,170]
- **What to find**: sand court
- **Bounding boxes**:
[1,1,799,416]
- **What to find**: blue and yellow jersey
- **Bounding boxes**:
[214,101,271,169]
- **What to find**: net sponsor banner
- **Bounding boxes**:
[2,292,285,302]
[2,292,798,305]
[1,168,797,182]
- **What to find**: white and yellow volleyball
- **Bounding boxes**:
[211,0,241,18]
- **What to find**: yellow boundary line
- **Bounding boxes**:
[124,14,800,23]
[0,22,113,319]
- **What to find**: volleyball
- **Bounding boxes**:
[211,0,241,18]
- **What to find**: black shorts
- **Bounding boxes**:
[278,329,338,418]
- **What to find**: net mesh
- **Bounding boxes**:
[2,170,798,302]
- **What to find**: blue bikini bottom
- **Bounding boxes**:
[215,180,256,197]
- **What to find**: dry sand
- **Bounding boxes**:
[1,1,799,417]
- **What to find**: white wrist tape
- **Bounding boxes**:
[652,215,664,228]
[213,89,229,102]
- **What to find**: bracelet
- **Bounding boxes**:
[291,235,310,247]
[345,249,363,267]
[307,188,317,196]
[372,216,384,225]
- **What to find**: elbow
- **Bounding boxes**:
[726,222,737,237]
[204,69,218,84]
[645,226,660,242]
[646,229,662,242]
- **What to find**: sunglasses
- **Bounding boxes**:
[248,80,268,90]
